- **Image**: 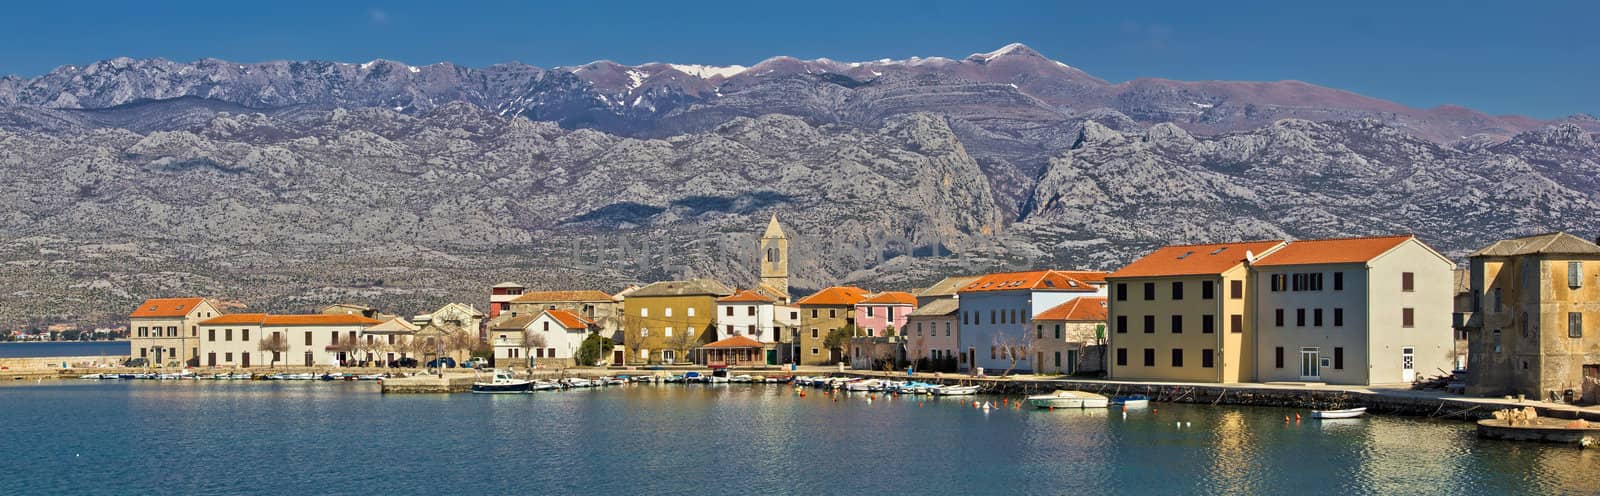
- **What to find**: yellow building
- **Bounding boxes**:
[621,279,733,365]
[1464,232,1600,403]
[796,286,870,365]
[129,297,224,367]
[1108,240,1286,383]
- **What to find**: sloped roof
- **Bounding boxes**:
[545,309,594,330]
[629,279,735,298]
[1054,271,1108,285]
[859,291,917,306]
[796,286,871,306]
[1251,235,1416,267]
[917,276,980,298]
[908,298,959,317]
[703,335,764,349]
[763,214,788,239]
[1035,297,1109,322]
[263,314,383,326]
[510,290,614,303]
[199,313,268,326]
[719,289,776,303]
[492,282,525,289]
[130,298,209,318]
[957,270,1103,293]
[1470,232,1600,257]
[491,314,538,331]
[1110,240,1287,278]
[365,317,419,333]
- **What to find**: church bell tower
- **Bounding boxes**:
[759,214,789,300]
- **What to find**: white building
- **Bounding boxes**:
[716,290,781,343]
[955,270,1106,374]
[1250,235,1455,385]
[491,309,596,367]
[198,313,383,368]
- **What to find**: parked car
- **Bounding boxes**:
[426,357,457,369]
[391,358,418,368]
[122,358,148,368]
[464,357,488,369]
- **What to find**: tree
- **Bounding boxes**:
[575,332,612,367]
[258,333,289,369]
[667,325,701,365]
[994,330,1035,377]
[447,327,477,363]
[352,335,384,367]
[823,324,856,364]
[520,330,548,368]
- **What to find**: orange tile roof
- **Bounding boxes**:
[1110,240,1287,278]
[1251,235,1416,267]
[718,289,776,303]
[545,309,594,330]
[510,290,614,303]
[262,314,384,326]
[957,270,1103,293]
[1035,297,1109,322]
[130,298,208,318]
[859,291,917,306]
[702,335,765,349]
[795,286,871,306]
[1055,271,1108,285]
[199,313,268,326]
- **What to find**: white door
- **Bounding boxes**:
[1299,347,1321,380]
[1401,347,1416,382]
[662,350,676,365]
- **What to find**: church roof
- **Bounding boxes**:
[763,214,787,239]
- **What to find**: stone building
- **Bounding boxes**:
[1033,296,1109,375]
[1463,232,1600,404]
[129,297,224,367]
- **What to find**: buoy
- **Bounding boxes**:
[1050,406,1055,411]
[1284,416,1290,422]
[1122,405,1127,412]
[1122,412,1127,420]
[919,402,924,407]
[1295,413,1302,421]
[1185,422,1192,428]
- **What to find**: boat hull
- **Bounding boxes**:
[472,382,532,393]
[1311,407,1367,419]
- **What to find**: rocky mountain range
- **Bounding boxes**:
[0,44,1596,328]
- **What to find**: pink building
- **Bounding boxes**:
[854,292,917,337]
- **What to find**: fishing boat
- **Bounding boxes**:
[1027,390,1110,409]
[531,379,561,391]
[845,379,881,392]
[471,370,532,394]
[603,377,626,386]
[933,385,980,396]
[561,377,594,388]
[1110,395,1151,408]
[1311,407,1367,419]
[356,374,385,381]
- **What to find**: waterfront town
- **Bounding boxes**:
[82,216,1594,405]
[7,216,1596,445]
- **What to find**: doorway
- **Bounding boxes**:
[1401,347,1416,382]
[242,353,250,368]
[1583,365,1598,405]
[612,349,624,366]
[1299,347,1321,380]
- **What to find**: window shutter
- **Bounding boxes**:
[1571,312,1583,338]
[1570,262,1582,289]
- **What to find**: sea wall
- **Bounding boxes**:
[0,355,127,371]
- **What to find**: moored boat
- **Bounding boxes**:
[1027,390,1110,409]
[933,385,980,396]
[1110,395,1151,408]
[472,370,532,394]
[1311,407,1367,419]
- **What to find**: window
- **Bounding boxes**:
[990,310,996,325]
[1172,282,1184,300]
[225,353,232,362]
[1116,348,1128,366]
[208,329,216,342]
[1116,283,1128,301]
[1170,349,1183,367]
[226,329,234,341]
[1201,281,1215,300]
[137,327,146,337]
[1142,348,1155,367]
[1143,315,1155,334]
[1313,309,1323,327]
[1270,273,1286,292]
[945,323,951,336]
[748,306,756,316]
[991,346,996,360]
[305,332,313,346]
[330,331,338,344]
[1036,325,1043,339]
[686,307,695,317]
[866,307,875,317]
[1492,330,1502,353]
[1116,316,1128,334]
[811,348,819,355]
[1296,308,1306,327]
[1231,315,1243,333]
[1569,261,1583,289]
[665,308,673,317]
[1334,308,1344,327]
[641,328,649,338]
[1402,308,1415,328]
[1171,315,1183,334]
[811,328,818,338]
[811,309,819,319]
[1571,312,1584,338]
[1055,324,1062,340]
[242,329,249,341]
[641,308,649,317]
[1333,272,1344,291]
[1274,347,1284,368]
[726,306,734,317]
[917,323,923,336]
[727,325,735,335]
[1402,272,1415,292]
[866,328,876,337]
[1275,309,1285,327]
[1143,283,1156,300]
[1492,288,1502,312]
[1201,349,1215,368]
[1202,315,1215,334]
[1230,280,1243,299]
[664,327,673,337]
[1333,347,1344,369]
[829,309,837,319]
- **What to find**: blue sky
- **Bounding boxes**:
[1,1,1594,118]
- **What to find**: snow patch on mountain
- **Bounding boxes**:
[667,64,748,79]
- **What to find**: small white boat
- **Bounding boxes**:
[846,379,881,392]
[1110,395,1151,408]
[706,376,730,384]
[1028,390,1110,409]
[228,373,254,380]
[1311,407,1367,419]
[730,375,753,383]
[561,378,594,388]
[356,374,385,381]
[531,380,561,391]
[933,385,980,396]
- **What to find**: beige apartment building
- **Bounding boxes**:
[198,313,383,368]
[1033,296,1109,375]
[129,297,224,367]
[796,286,870,365]
[1109,241,1286,383]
